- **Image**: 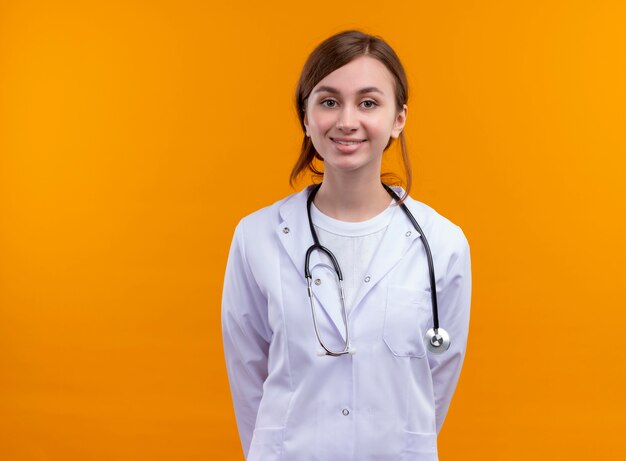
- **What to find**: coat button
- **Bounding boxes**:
[314,278,321,286]
[342,409,350,416]
[405,230,412,237]
[364,276,371,283]
[282,227,290,234]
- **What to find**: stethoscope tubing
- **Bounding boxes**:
[304,182,449,355]
[381,184,440,331]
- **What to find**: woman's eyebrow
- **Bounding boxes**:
[312,86,384,96]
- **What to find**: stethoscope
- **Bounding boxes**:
[304,182,451,357]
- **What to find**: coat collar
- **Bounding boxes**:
[275,184,423,341]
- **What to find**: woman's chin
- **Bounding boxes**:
[322,158,379,176]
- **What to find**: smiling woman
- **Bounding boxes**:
[292,30,411,210]
[221,30,472,461]
[301,55,407,192]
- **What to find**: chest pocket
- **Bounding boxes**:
[383,286,432,358]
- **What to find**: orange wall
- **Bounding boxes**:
[1,1,625,459]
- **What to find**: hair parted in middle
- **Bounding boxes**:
[292,29,412,203]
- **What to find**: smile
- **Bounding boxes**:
[331,138,366,145]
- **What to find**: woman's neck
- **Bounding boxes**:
[313,170,393,222]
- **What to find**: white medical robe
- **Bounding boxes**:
[221,185,472,461]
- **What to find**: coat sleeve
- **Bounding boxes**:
[428,226,472,434]
[221,219,272,458]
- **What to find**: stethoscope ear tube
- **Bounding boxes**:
[305,244,343,281]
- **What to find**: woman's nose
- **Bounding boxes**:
[336,106,358,131]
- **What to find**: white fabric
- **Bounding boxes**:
[310,199,396,312]
[221,185,472,461]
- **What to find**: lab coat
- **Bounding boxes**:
[221,185,472,461]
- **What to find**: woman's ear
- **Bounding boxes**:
[390,104,408,139]
[304,112,310,137]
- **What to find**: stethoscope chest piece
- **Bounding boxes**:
[425,327,450,354]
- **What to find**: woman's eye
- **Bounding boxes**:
[362,100,378,109]
[321,99,337,108]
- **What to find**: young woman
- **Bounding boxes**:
[222,30,472,461]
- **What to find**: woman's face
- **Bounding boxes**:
[304,55,407,177]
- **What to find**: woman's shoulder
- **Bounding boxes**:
[234,187,310,234]
[400,189,469,252]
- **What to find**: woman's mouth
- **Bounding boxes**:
[331,138,366,145]
[331,138,367,153]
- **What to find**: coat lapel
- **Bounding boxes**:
[275,186,348,342]
[348,194,422,316]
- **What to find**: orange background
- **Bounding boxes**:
[1,1,625,459]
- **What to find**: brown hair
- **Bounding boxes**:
[291,30,412,203]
